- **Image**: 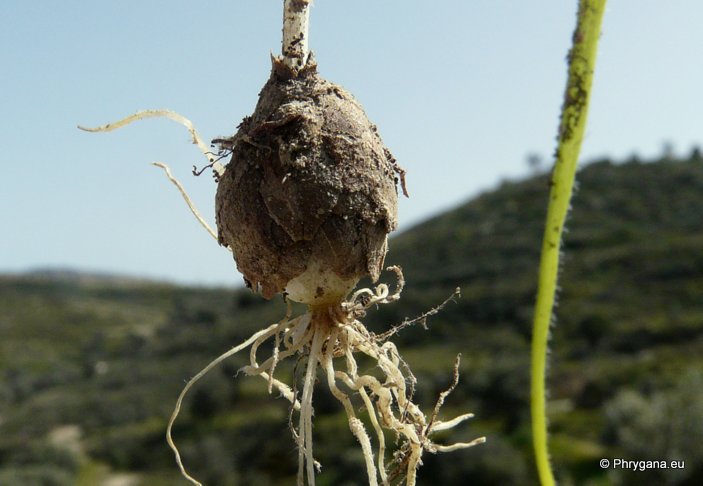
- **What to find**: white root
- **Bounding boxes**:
[269,329,282,393]
[428,437,486,453]
[152,162,223,245]
[166,322,280,486]
[430,413,475,433]
[78,109,224,176]
[349,417,378,485]
[298,323,324,486]
[344,346,389,485]
[242,315,313,378]
[322,330,378,486]
[257,371,301,410]
[360,386,389,486]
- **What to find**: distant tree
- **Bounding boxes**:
[604,369,703,485]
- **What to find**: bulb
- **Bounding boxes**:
[216,58,399,304]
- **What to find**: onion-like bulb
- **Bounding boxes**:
[216,58,400,305]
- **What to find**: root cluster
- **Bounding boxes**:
[167,268,484,486]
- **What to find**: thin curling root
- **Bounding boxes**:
[78,109,225,176]
[152,162,222,245]
[166,269,484,486]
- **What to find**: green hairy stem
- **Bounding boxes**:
[530,1,607,484]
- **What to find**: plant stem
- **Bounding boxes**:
[282,0,312,72]
[530,1,607,485]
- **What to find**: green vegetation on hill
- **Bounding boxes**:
[1,154,702,485]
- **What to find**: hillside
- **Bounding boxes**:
[1,154,702,485]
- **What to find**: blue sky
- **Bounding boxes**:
[1,1,701,287]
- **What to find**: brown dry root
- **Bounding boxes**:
[167,269,485,486]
